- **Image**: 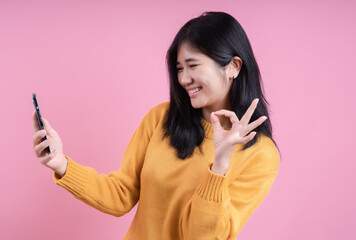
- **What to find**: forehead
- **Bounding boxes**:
[176,43,208,65]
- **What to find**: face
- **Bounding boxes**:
[176,43,233,112]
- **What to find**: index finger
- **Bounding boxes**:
[213,109,239,124]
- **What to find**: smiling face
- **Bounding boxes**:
[176,43,233,115]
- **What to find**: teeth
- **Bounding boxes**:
[188,87,201,94]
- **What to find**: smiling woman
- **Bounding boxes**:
[32,11,281,240]
[176,43,242,126]
[165,11,280,159]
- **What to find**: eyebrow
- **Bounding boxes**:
[176,58,199,65]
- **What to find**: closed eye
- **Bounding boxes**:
[177,64,198,72]
[176,65,198,72]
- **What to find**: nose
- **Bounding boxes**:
[178,69,193,87]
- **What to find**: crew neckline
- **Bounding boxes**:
[200,117,231,139]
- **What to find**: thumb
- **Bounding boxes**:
[42,117,53,131]
[210,112,222,132]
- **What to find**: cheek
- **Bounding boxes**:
[195,70,210,86]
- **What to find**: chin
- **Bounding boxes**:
[190,100,205,109]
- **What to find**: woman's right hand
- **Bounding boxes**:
[32,110,68,177]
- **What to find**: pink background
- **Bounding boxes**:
[1,0,355,239]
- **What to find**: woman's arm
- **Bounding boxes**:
[179,141,280,239]
[52,106,160,217]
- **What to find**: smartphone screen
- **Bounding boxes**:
[32,93,51,153]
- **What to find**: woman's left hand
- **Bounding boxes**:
[210,98,267,169]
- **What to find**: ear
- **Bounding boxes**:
[228,56,243,79]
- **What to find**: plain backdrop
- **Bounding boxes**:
[1,0,355,239]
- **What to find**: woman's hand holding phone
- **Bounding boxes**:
[32,110,68,177]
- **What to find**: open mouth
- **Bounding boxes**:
[188,87,202,96]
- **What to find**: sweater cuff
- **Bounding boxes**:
[195,163,230,202]
[53,155,88,197]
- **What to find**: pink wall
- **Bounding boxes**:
[1,0,355,239]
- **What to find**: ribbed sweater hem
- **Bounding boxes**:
[53,155,88,197]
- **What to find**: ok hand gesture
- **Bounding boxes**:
[210,98,267,168]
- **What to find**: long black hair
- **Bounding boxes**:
[163,11,281,160]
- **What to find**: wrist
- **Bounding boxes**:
[211,162,229,176]
[212,150,232,175]
[54,155,68,177]
[214,145,234,161]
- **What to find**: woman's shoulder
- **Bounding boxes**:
[148,101,170,113]
[257,134,279,154]
[239,133,280,173]
[140,101,170,126]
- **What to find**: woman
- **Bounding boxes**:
[32,11,280,240]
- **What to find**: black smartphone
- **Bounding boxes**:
[32,93,51,154]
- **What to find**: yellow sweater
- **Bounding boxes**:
[53,101,280,239]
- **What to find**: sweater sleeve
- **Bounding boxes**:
[52,106,158,217]
[179,140,280,239]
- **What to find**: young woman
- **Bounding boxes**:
[32,11,280,240]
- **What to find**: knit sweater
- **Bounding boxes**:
[53,101,280,240]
